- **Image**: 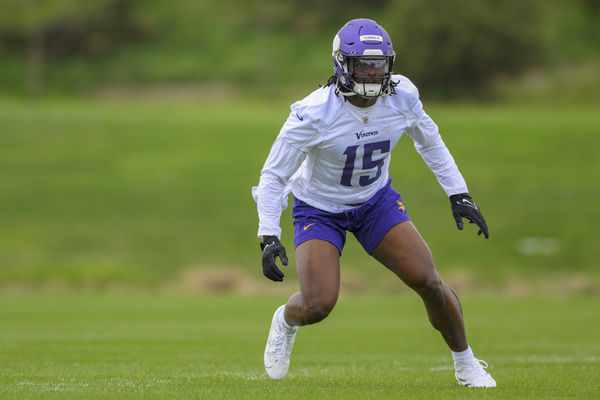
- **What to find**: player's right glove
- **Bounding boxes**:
[260,235,288,282]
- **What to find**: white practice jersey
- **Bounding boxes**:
[252,75,468,238]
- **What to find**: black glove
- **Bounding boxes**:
[260,236,288,281]
[450,193,489,239]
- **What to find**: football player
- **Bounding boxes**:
[253,18,496,388]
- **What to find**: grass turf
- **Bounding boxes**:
[0,293,598,399]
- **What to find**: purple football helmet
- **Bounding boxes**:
[332,19,395,98]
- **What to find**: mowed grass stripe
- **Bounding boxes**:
[0,294,598,399]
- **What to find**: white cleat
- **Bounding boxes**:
[455,358,497,388]
[264,305,297,380]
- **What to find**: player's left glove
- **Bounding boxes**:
[450,193,489,239]
[260,236,288,282]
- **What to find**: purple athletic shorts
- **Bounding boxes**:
[292,181,411,255]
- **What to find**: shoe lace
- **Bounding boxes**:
[465,359,490,377]
[270,324,296,358]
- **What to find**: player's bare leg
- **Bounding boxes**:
[284,239,341,326]
[264,239,340,380]
[372,221,496,387]
[372,221,467,350]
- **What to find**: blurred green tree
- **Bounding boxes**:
[0,0,144,96]
[382,0,545,96]
[0,0,596,98]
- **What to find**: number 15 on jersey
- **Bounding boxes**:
[340,139,390,187]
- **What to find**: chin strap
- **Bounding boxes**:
[334,82,357,97]
[335,81,393,98]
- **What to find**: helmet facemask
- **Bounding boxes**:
[347,56,393,98]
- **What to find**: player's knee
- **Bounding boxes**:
[414,275,444,302]
[304,298,336,324]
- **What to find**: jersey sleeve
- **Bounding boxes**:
[252,104,321,238]
[405,94,468,196]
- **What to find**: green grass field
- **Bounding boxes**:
[0,293,598,399]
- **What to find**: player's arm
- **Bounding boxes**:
[405,98,489,238]
[254,102,319,280]
[254,137,308,281]
[255,137,308,239]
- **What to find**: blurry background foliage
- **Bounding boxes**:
[0,0,598,99]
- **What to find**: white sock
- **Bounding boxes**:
[452,346,474,363]
[278,306,296,330]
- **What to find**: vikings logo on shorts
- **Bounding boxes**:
[397,200,406,213]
